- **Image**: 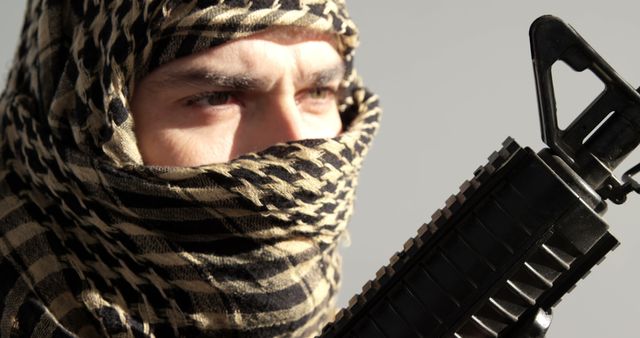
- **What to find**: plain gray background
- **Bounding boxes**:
[1,2,639,337]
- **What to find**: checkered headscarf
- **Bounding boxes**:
[0,0,380,336]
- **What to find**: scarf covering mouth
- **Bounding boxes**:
[0,0,380,337]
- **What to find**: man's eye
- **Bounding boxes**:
[309,88,330,99]
[307,87,335,100]
[186,92,234,107]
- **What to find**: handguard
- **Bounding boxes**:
[318,15,640,337]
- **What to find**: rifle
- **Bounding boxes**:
[318,15,640,337]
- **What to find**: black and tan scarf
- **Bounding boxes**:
[0,0,380,337]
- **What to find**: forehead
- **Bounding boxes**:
[245,26,339,46]
[134,28,346,93]
[178,26,339,64]
[139,26,344,87]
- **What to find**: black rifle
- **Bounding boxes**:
[318,15,640,338]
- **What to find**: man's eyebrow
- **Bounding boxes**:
[152,62,346,91]
[306,63,346,86]
[154,68,270,91]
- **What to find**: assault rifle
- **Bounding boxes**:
[319,15,640,337]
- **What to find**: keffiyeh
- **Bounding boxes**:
[0,0,380,337]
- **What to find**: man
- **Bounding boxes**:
[0,0,380,337]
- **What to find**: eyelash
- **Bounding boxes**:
[185,91,235,107]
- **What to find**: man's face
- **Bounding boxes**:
[131,28,345,166]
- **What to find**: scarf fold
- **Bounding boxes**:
[0,0,380,337]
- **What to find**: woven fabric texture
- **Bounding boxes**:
[0,0,380,337]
